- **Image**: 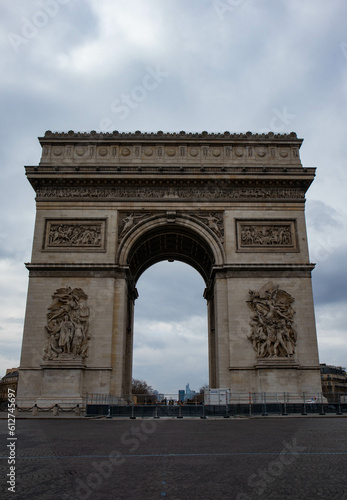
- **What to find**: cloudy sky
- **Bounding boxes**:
[1,0,347,395]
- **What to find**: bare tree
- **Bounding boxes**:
[132,378,153,394]
[132,378,155,404]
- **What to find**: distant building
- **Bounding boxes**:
[178,383,197,402]
[0,368,19,402]
[152,390,165,402]
[320,363,347,403]
[178,390,185,402]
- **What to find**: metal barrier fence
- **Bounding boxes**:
[85,392,347,418]
[0,392,346,417]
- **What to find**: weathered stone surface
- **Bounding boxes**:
[17,131,322,406]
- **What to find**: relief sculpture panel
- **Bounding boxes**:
[43,219,106,252]
[247,282,297,359]
[43,286,91,362]
[236,220,297,252]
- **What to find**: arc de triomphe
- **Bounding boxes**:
[17,130,322,406]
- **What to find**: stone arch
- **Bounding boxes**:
[17,131,323,407]
[116,215,225,395]
[117,214,225,286]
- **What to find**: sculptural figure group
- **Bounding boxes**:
[247,282,297,358]
[241,225,292,247]
[43,287,91,361]
[48,224,102,247]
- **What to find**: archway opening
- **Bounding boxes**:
[132,261,208,397]
[126,224,216,286]
[120,221,219,396]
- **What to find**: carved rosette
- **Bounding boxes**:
[43,287,91,362]
[247,282,297,359]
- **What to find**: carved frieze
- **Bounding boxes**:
[43,219,106,252]
[43,287,91,362]
[36,185,305,202]
[236,220,298,252]
[247,282,297,359]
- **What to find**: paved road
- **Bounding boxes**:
[1,417,346,499]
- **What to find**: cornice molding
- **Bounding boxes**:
[40,129,303,143]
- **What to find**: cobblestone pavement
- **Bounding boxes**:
[1,417,346,500]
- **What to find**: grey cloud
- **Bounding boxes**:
[318,345,347,369]
[317,310,345,338]
[135,261,206,324]
[3,317,25,324]
[0,342,21,357]
[306,200,342,231]
[312,246,347,306]
[1,0,347,387]
[4,1,99,57]
[0,248,16,261]
[133,337,167,351]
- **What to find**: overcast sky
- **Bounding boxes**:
[1,0,347,394]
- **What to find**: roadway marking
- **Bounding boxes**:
[1,452,347,459]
